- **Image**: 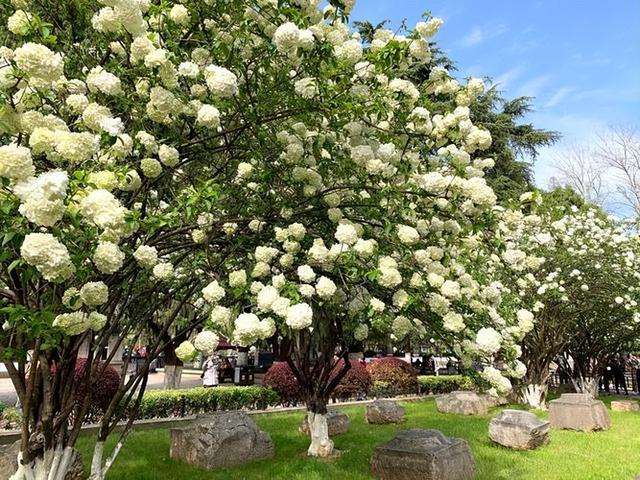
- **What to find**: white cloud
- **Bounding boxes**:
[493,66,526,89]
[461,27,484,47]
[460,24,508,48]
[515,74,553,98]
[544,87,574,108]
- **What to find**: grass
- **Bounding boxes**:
[76,394,640,480]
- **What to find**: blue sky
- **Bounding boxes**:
[351,0,640,189]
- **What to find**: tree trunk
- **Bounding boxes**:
[522,383,548,409]
[162,343,183,390]
[306,411,334,457]
[163,364,183,390]
[10,445,74,480]
[572,376,599,398]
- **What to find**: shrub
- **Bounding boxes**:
[74,358,121,412]
[417,375,476,395]
[0,401,6,417]
[331,360,371,400]
[136,386,279,419]
[368,357,418,396]
[1,407,23,429]
[262,361,303,404]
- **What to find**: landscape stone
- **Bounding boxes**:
[610,400,640,412]
[170,411,274,469]
[370,428,475,480]
[300,410,350,436]
[435,391,489,416]
[488,409,550,450]
[549,393,610,431]
[366,400,406,424]
[0,442,83,480]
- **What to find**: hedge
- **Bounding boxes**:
[368,357,419,396]
[417,375,476,394]
[136,386,280,420]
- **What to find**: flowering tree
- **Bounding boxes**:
[0,0,533,476]
[491,194,640,407]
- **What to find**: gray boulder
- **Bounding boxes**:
[435,391,489,416]
[300,410,350,436]
[610,400,640,412]
[0,442,83,480]
[549,393,610,432]
[488,409,550,450]
[366,400,406,424]
[170,412,274,469]
[371,429,475,480]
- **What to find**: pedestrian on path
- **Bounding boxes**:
[202,355,219,388]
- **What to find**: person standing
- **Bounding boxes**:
[627,353,640,393]
[612,354,629,395]
[202,355,219,388]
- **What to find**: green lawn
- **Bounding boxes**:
[76,395,640,480]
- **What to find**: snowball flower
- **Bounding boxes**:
[20,233,75,283]
[80,281,109,306]
[204,65,238,97]
[202,280,226,304]
[315,276,337,299]
[286,303,313,330]
[153,262,174,280]
[229,270,247,288]
[335,223,359,245]
[13,170,68,226]
[443,311,465,332]
[257,285,279,312]
[273,22,300,52]
[297,265,316,283]
[354,324,369,341]
[78,189,126,230]
[475,327,502,355]
[196,104,221,128]
[158,145,179,167]
[397,225,420,245]
[0,144,34,181]
[175,341,197,361]
[88,312,108,331]
[233,313,262,346]
[93,241,125,274]
[194,330,219,354]
[480,366,512,395]
[13,42,63,87]
[53,312,90,336]
[86,66,122,96]
[169,4,190,25]
[134,245,158,269]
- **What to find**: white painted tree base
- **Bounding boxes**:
[306,412,334,457]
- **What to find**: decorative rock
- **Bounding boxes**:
[611,400,640,412]
[371,429,475,480]
[300,410,350,436]
[549,393,610,431]
[435,391,489,416]
[488,409,550,450]
[170,412,274,469]
[366,400,406,424]
[482,395,509,408]
[0,442,84,480]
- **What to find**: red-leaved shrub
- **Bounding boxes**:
[368,357,418,396]
[331,360,371,400]
[262,361,302,404]
[74,358,121,411]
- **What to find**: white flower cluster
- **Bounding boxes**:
[20,233,75,283]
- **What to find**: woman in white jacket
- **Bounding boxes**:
[202,355,219,388]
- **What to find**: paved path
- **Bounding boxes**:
[0,370,205,406]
